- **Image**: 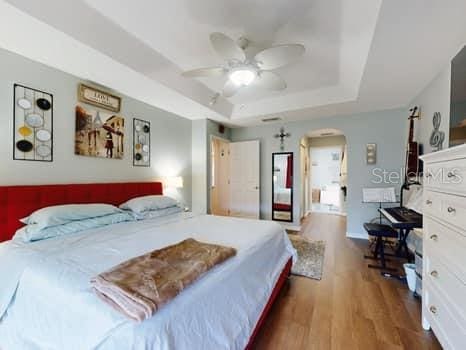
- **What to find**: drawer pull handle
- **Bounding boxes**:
[430,234,438,241]
[425,173,432,178]
[447,171,457,178]
[430,270,439,278]
[430,306,438,315]
[426,200,432,205]
[447,207,456,213]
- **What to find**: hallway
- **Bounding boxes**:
[253,213,440,349]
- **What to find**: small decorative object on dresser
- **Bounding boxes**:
[13,84,53,162]
[420,144,466,348]
[133,118,150,167]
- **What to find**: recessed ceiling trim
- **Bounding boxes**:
[0,1,229,121]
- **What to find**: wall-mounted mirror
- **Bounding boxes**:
[272,152,293,222]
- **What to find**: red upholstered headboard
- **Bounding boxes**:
[0,182,163,242]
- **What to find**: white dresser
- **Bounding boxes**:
[420,144,466,349]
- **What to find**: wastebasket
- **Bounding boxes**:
[404,263,416,292]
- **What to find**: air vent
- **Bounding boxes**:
[320,132,334,137]
[262,116,281,122]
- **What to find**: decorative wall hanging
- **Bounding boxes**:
[75,105,125,159]
[133,118,150,167]
[429,112,445,152]
[366,143,377,164]
[274,127,291,151]
[13,84,53,162]
[78,84,121,112]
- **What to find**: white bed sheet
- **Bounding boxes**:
[0,213,295,350]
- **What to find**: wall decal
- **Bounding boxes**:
[429,112,445,152]
[75,105,124,159]
[13,84,53,162]
[133,118,150,167]
[78,84,121,112]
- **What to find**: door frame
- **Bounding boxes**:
[209,135,230,214]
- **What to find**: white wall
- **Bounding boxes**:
[231,108,407,238]
[0,48,192,206]
[411,66,451,153]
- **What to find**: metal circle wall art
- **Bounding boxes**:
[25,113,44,128]
[14,84,53,162]
[36,98,51,111]
[17,98,32,110]
[36,129,52,142]
[16,140,33,153]
[133,118,150,167]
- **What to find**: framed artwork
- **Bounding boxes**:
[133,118,150,167]
[78,84,121,112]
[13,84,53,162]
[75,105,125,159]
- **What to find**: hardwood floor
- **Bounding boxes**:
[252,213,441,350]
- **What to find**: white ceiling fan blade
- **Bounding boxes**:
[254,44,305,70]
[210,32,245,61]
[222,80,240,98]
[181,67,225,78]
[254,71,287,91]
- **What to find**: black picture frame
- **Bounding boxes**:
[272,152,293,222]
[13,83,54,162]
[133,118,151,167]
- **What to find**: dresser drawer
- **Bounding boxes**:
[424,191,442,218]
[424,157,466,195]
[424,217,466,284]
[424,282,466,350]
[424,191,466,233]
[424,253,466,319]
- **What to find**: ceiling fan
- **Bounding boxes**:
[181,32,305,98]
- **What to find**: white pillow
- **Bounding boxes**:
[20,204,122,231]
[120,195,178,214]
[14,212,134,243]
[132,205,183,220]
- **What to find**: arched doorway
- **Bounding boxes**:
[301,128,347,218]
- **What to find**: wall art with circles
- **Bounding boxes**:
[133,118,150,167]
[14,84,53,162]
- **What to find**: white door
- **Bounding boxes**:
[229,140,260,219]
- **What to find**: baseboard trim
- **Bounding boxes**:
[346,231,368,240]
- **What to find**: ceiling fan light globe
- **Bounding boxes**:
[229,69,256,86]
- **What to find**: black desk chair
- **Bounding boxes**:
[363,223,398,271]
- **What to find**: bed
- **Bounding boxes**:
[0,182,295,350]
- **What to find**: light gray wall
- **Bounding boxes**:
[411,66,451,153]
[231,109,407,238]
[191,119,207,213]
[0,48,192,206]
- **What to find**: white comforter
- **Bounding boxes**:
[0,213,295,350]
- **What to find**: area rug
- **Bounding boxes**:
[287,234,325,280]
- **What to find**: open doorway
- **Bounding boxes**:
[210,136,230,216]
[305,129,347,216]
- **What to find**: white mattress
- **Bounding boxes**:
[0,213,295,350]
